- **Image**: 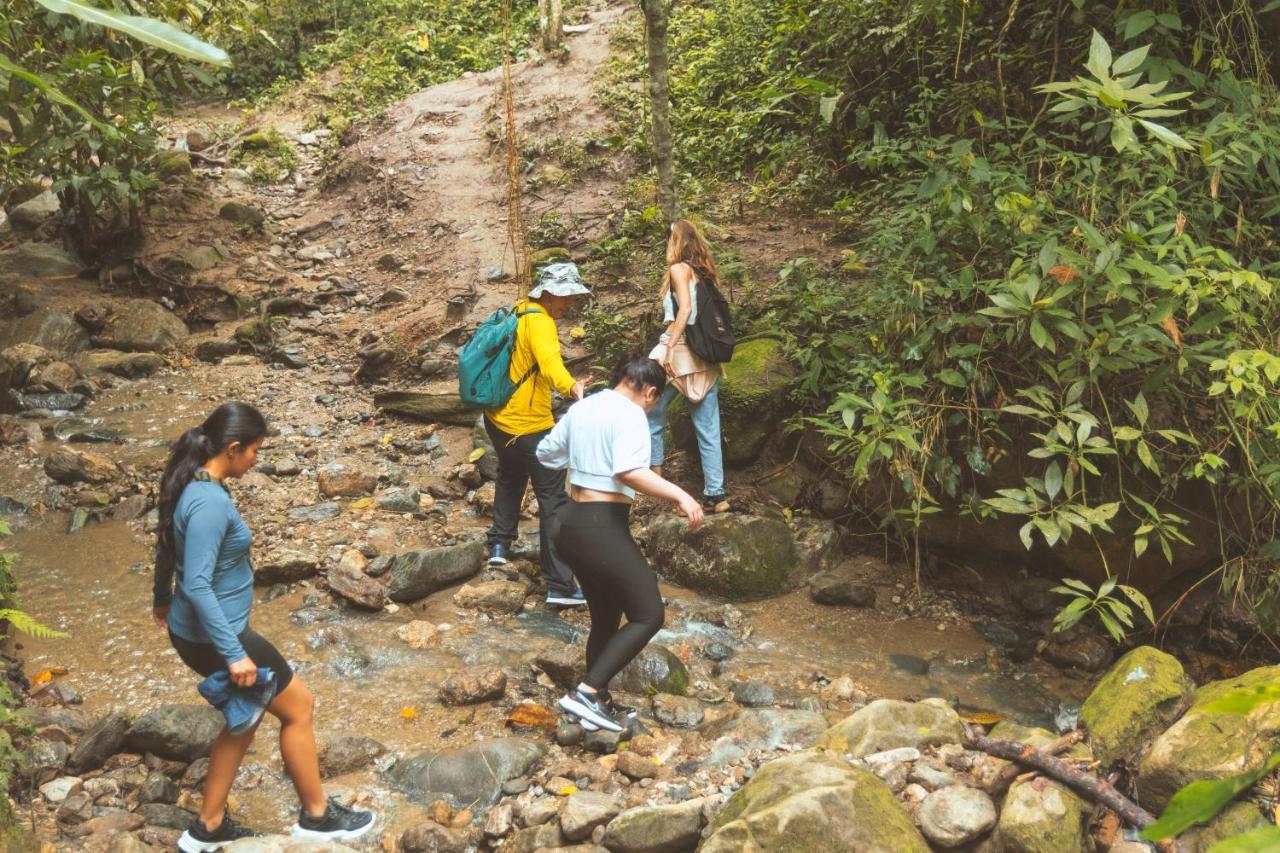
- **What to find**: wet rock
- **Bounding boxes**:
[1042,631,1113,672]
[439,667,507,705]
[637,514,800,600]
[327,562,386,610]
[44,447,121,484]
[255,548,320,584]
[616,751,659,780]
[453,579,527,614]
[990,778,1089,853]
[651,694,703,729]
[400,822,470,852]
[730,680,775,708]
[389,737,546,812]
[138,770,178,804]
[287,502,340,523]
[125,704,223,761]
[484,801,514,837]
[918,785,997,847]
[387,541,486,602]
[1138,664,1280,811]
[602,798,706,853]
[396,620,438,649]
[195,339,240,362]
[74,304,109,333]
[67,711,129,773]
[1080,645,1194,767]
[0,307,90,352]
[0,414,41,445]
[83,350,166,379]
[376,487,420,513]
[374,390,478,426]
[701,750,928,852]
[93,300,188,353]
[808,569,876,608]
[531,646,583,690]
[317,460,377,498]
[584,729,624,754]
[703,710,827,765]
[319,735,387,777]
[556,719,586,746]
[9,190,61,229]
[560,791,622,841]
[614,645,689,696]
[219,202,265,229]
[137,802,197,830]
[817,698,965,757]
[507,823,565,853]
[18,390,84,411]
[35,359,78,392]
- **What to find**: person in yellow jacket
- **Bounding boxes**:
[485,262,592,606]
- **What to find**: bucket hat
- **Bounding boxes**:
[528,261,591,299]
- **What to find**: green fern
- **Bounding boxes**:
[0,610,67,640]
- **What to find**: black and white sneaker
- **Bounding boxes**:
[559,687,624,732]
[291,797,376,842]
[546,589,587,607]
[178,812,261,852]
[599,691,638,719]
[487,543,509,567]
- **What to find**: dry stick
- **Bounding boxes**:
[968,734,1182,853]
[991,729,1086,790]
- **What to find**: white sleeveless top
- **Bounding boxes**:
[663,274,698,325]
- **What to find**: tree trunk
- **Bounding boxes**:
[641,0,676,223]
[538,0,562,51]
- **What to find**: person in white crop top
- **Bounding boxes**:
[536,354,704,732]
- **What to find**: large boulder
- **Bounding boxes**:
[701,750,929,852]
[702,709,827,766]
[66,712,129,774]
[1080,645,1194,767]
[388,737,544,812]
[44,447,121,484]
[613,644,689,696]
[317,460,377,498]
[602,798,707,853]
[989,778,1090,853]
[0,308,90,352]
[817,699,965,757]
[93,300,188,352]
[1181,801,1272,853]
[8,191,61,230]
[125,704,224,761]
[80,350,166,379]
[374,391,478,426]
[637,514,801,600]
[1137,664,1280,811]
[319,735,387,778]
[254,548,320,585]
[668,337,796,467]
[386,541,486,602]
[0,242,79,278]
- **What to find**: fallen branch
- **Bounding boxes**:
[967,732,1182,853]
[992,729,1085,790]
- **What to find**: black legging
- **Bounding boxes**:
[556,501,664,690]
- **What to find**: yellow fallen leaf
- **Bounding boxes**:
[569,326,586,339]
[349,497,374,510]
[557,785,578,796]
[400,706,419,721]
[960,712,1006,726]
[468,448,486,463]
[30,667,68,685]
[382,433,394,445]
[416,33,430,51]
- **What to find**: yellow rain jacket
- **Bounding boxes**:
[486,300,575,435]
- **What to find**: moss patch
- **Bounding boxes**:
[1081,645,1193,767]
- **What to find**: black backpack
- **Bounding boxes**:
[685,268,736,363]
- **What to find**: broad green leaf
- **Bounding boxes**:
[0,52,111,132]
[1044,462,1063,500]
[1112,44,1150,74]
[1118,585,1155,624]
[1111,116,1137,152]
[1114,426,1142,441]
[34,0,231,66]
[1208,826,1280,853]
[1141,752,1280,841]
[819,94,840,125]
[936,369,968,388]
[1138,118,1194,150]
[1087,30,1113,80]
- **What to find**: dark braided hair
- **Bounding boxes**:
[611,352,667,394]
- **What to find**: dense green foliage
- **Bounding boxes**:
[604,1,1280,631]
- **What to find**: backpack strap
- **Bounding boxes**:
[511,306,543,400]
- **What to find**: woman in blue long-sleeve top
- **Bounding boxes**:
[152,402,374,851]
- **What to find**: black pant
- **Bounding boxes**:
[485,418,577,597]
[556,501,664,690]
[169,627,295,693]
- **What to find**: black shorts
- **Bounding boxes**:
[169,627,294,694]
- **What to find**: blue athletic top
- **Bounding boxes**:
[158,479,254,664]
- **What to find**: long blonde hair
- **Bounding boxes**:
[661,219,720,297]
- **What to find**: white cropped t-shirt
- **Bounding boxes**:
[535,389,651,499]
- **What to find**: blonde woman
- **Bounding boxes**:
[647,220,728,513]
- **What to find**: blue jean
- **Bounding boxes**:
[647,380,725,497]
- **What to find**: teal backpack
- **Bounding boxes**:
[458,305,540,408]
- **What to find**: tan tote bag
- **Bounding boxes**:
[649,338,722,403]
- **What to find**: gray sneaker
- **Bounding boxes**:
[559,687,623,732]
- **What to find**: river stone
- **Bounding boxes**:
[318,460,377,498]
[219,202,265,229]
[93,300,188,352]
[0,242,80,281]
[817,698,965,757]
[255,548,320,584]
[472,414,499,480]
[288,502,340,523]
[387,541,486,602]
[1080,645,1194,767]
[0,308,90,353]
[82,350,166,379]
[1137,664,1280,811]
[126,705,223,761]
[730,680,775,707]
[602,798,706,853]
[990,778,1089,853]
[39,776,82,804]
[918,785,997,847]
[388,737,545,812]
[195,338,240,362]
[703,709,827,766]
[440,667,507,705]
[560,791,623,841]
[396,620,438,649]
[808,569,876,608]
[34,359,77,392]
[376,487,420,513]
[67,712,130,773]
[400,822,471,852]
[44,447,121,484]
[1041,631,1113,672]
[613,645,689,696]
[637,514,799,600]
[374,390,478,426]
[327,563,386,609]
[507,823,565,853]
[0,414,41,445]
[651,694,704,729]
[319,735,387,777]
[9,190,60,229]
[702,749,928,852]
[223,838,358,852]
[22,738,70,784]
[453,580,527,614]
[138,770,178,804]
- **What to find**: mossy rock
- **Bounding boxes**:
[817,698,965,757]
[233,317,273,346]
[988,721,1092,762]
[636,513,799,600]
[1137,664,1280,812]
[702,749,929,853]
[991,778,1090,853]
[1080,645,1194,767]
[237,131,276,151]
[219,202,265,229]
[613,644,689,697]
[668,336,796,467]
[1182,801,1272,853]
[152,151,194,184]
[530,247,571,267]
